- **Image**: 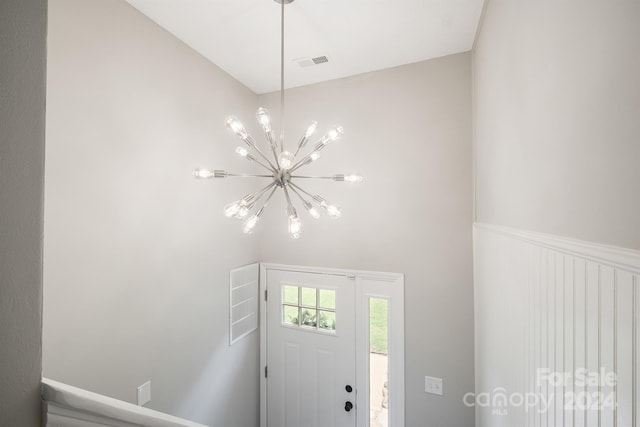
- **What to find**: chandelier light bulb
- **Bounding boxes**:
[305,121,318,138]
[344,174,363,183]
[333,173,363,182]
[288,214,303,239]
[325,204,342,219]
[278,151,295,170]
[224,200,242,218]
[309,152,321,162]
[256,107,272,133]
[231,194,255,219]
[242,214,260,234]
[296,121,319,155]
[235,146,249,157]
[225,116,248,139]
[303,201,321,219]
[316,198,342,219]
[234,203,252,219]
[321,126,344,145]
[192,168,215,179]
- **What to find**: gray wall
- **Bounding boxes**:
[473,0,640,250]
[473,1,640,427]
[43,1,260,425]
[44,2,475,426]
[0,0,47,425]
[258,53,475,427]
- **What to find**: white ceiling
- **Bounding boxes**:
[125,0,485,94]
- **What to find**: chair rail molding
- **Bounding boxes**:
[475,223,640,274]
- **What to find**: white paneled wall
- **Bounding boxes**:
[474,224,640,427]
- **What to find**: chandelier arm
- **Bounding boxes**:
[289,157,309,173]
[248,144,279,171]
[253,181,278,201]
[226,173,275,178]
[289,142,324,172]
[260,129,280,164]
[246,154,277,173]
[289,152,318,172]
[290,175,333,180]
[268,140,280,165]
[288,181,316,200]
[260,185,279,211]
[289,162,304,173]
[288,184,311,206]
[282,184,295,211]
[292,135,312,158]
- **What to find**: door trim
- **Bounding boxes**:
[259,263,405,427]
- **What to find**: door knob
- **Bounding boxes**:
[345,385,353,393]
[344,401,353,412]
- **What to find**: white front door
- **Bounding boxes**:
[266,269,357,427]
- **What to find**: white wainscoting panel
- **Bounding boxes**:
[474,223,640,427]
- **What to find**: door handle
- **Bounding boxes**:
[344,401,353,412]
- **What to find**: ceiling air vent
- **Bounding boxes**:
[295,59,315,68]
[294,56,329,68]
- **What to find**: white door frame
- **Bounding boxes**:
[259,263,405,427]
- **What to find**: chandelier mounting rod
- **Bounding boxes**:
[279,0,287,153]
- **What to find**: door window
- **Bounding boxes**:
[369,298,389,427]
[282,284,337,333]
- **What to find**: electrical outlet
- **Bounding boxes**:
[425,376,443,396]
[137,381,151,406]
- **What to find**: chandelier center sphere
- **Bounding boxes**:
[275,170,291,187]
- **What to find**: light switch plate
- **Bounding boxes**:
[425,376,443,396]
[137,380,151,406]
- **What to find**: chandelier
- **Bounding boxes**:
[192,0,362,239]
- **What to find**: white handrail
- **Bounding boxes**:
[42,378,210,427]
